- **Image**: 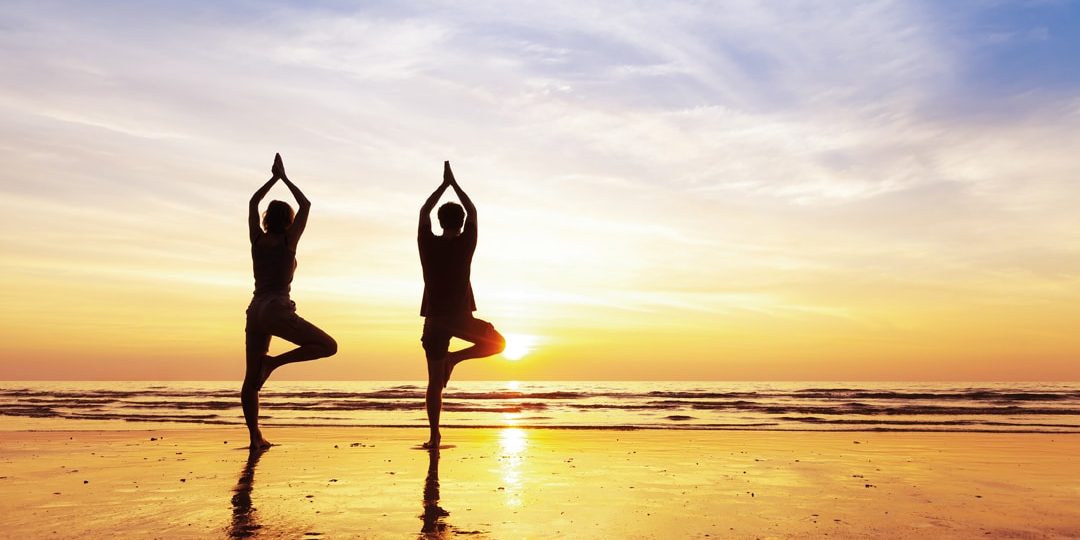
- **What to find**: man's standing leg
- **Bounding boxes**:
[422,320,451,447]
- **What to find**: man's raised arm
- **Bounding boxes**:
[444,161,476,230]
[419,170,450,238]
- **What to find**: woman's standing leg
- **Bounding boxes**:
[242,330,272,449]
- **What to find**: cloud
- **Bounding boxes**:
[1,0,1079,377]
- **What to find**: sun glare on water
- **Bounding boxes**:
[502,334,538,361]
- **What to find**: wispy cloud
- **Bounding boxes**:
[1,0,1078,378]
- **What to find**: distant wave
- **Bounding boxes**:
[2,382,1079,433]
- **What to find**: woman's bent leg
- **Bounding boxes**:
[264,314,337,378]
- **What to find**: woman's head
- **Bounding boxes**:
[263,200,295,234]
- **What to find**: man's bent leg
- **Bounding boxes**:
[445,318,506,385]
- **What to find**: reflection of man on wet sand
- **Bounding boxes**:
[418,161,506,448]
[420,449,450,538]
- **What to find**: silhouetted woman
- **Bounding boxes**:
[243,153,337,450]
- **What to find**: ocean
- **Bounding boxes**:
[1,381,1078,433]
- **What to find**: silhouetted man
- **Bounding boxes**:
[418,161,505,448]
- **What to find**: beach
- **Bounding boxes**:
[2,427,1078,539]
[4,2,1080,539]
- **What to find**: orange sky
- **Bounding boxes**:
[2,3,1079,380]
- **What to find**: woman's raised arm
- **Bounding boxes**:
[248,158,280,243]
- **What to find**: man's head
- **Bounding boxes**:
[437,202,465,234]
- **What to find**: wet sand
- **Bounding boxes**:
[1,428,1078,538]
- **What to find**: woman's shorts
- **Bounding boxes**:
[246,294,317,343]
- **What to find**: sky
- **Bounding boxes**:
[1,0,1079,381]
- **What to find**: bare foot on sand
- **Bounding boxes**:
[422,436,441,449]
[248,437,273,451]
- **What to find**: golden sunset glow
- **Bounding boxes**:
[501,334,538,362]
[3,4,1080,540]
[1,3,1078,382]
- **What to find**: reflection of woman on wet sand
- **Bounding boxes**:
[420,449,451,538]
[243,154,337,450]
[229,448,265,539]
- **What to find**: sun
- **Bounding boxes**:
[502,334,538,361]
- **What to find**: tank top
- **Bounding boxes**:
[251,233,296,296]
[418,226,477,317]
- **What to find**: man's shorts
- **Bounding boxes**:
[421,315,500,361]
